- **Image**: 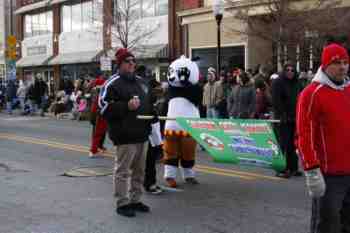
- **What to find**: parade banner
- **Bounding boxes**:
[176,117,286,172]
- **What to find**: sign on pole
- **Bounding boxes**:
[176,118,286,172]
[6,60,16,81]
[100,55,112,71]
[6,35,17,81]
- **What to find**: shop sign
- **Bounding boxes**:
[100,55,112,71]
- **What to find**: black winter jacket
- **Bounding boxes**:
[99,73,155,145]
[271,74,303,123]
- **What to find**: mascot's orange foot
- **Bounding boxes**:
[165,178,177,188]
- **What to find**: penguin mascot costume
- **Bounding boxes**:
[163,55,202,188]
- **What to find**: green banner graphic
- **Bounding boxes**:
[176,118,286,172]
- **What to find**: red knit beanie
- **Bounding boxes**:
[322,43,349,68]
[115,48,134,66]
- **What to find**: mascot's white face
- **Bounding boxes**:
[167,55,199,87]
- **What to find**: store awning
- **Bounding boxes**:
[16,55,52,67]
[14,0,50,15]
[48,50,101,65]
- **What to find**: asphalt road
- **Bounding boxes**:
[0,113,311,233]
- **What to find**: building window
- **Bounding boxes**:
[24,11,53,38]
[129,0,141,19]
[112,0,167,20]
[24,15,32,38]
[62,5,72,32]
[142,0,154,18]
[155,0,167,16]
[71,3,82,31]
[61,0,102,33]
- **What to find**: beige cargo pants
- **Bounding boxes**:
[114,142,148,207]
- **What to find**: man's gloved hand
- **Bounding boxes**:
[305,168,326,198]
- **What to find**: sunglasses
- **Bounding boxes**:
[286,68,294,72]
[124,58,136,64]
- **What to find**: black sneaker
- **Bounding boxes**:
[130,202,150,213]
[116,205,136,217]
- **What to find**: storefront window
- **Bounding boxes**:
[61,64,98,83]
[192,46,245,76]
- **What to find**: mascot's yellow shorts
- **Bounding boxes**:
[163,130,197,168]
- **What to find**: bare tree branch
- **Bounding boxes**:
[224,0,350,70]
[92,0,159,50]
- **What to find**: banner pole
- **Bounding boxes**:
[137,115,281,123]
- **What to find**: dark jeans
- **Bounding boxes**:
[311,175,350,233]
[279,122,299,172]
[144,143,162,189]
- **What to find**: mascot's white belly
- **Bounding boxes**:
[165,97,199,131]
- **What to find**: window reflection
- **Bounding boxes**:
[142,0,154,18]
[71,4,82,31]
[62,5,71,32]
[61,0,102,32]
[155,0,167,16]
[24,11,53,38]
[112,0,168,20]
[82,1,93,30]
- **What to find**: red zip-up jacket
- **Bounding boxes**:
[296,68,350,175]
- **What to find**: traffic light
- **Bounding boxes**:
[6,35,17,61]
[5,49,16,60]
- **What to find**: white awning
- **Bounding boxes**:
[48,50,100,65]
[16,55,52,67]
[14,0,50,15]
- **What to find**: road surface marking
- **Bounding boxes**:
[0,133,282,181]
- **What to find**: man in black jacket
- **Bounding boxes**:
[272,63,303,178]
[99,48,154,217]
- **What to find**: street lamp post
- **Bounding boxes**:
[213,0,224,76]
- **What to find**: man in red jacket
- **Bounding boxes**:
[296,43,350,233]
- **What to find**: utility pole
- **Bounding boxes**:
[6,0,17,82]
[9,0,13,35]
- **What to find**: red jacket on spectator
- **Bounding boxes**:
[296,68,350,175]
